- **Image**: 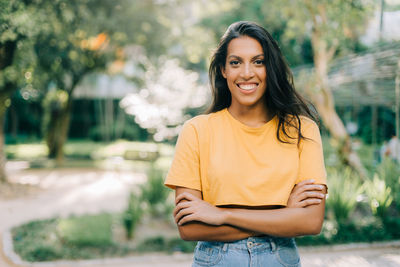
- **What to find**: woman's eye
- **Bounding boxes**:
[229,60,240,66]
[254,59,264,65]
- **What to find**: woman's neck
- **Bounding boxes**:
[227,105,273,128]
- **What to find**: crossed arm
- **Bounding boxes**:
[173,180,327,241]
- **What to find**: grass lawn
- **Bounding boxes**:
[5,140,174,171]
[12,213,194,262]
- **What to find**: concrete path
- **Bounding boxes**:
[1,162,399,267]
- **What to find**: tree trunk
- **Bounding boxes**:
[310,30,367,179]
[0,107,7,183]
[0,41,18,183]
[46,100,72,165]
[45,75,82,165]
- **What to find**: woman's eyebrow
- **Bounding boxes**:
[227,54,264,60]
[227,55,241,60]
[251,54,264,59]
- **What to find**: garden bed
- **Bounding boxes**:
[11,213,195,262]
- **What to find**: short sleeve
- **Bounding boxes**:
[296,120,327,185]
[164,121,201,190]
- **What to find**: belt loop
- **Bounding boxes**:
[222,243,228,252]
[270,238,277,252]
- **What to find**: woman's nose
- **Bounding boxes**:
[241,63,254,79]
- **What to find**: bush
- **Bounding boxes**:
[12,219,61,262]
[326,167,362,222]
[140,166,172,217]
[376,158,400,210]
[12,216,129,262]
[363,174,393,219]
[137,236,196,253]
[57,213,113,246]
[123,192,143,239]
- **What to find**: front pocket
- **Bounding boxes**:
[193,241,223,266]
[276,239,300,267]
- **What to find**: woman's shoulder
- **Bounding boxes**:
[184,109,226,129]
[298,115,318,128]
[283,114,320,139]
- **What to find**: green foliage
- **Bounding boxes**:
[376,158,400,209]
[123,192,143,240]
[6,140,173,161]
[356,106,396,145]
[5,142,48,159]
[137,236,196,253]
[140,167,171,216]
[297,217,398,246]
[88,122,148,142]
[57,213,113,246]
[12,216,129,262]
[363,174,393,219]
[326,167,362,222]
[12,219,61,262]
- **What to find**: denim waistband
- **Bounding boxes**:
[200,236,295,253]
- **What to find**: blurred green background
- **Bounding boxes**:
[1,0,400,262]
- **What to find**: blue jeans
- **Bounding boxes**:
[192,236,301,267]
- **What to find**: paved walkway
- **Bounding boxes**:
[1,162,399,267]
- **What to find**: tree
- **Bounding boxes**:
[0,0,44,182]
[280,0,374,177]
[36,0,179,163]
[34,0,116,164]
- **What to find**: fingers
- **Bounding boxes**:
[173,193,203,225]
[177,214,196,225]
[173,201,191,217]
[174,205,194,224]
[292,183,325,195]
[299,198,322,207]
[288,181,326,208]
[298,191,325,201]
[175,192,198,205]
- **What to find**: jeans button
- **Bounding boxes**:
[247,241,253,248]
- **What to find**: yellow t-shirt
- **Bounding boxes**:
[165,108,326,206]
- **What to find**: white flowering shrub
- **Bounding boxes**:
[120,58,208,141]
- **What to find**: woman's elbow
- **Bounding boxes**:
[307,223,323,235]
[178,224,198,241]
[304,217,324,235]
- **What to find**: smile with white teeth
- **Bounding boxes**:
[237,83,258,90]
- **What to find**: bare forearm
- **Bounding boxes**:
[178,222,256,241]
[222,206,324,237]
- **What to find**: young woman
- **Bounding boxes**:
[165,21,327,267]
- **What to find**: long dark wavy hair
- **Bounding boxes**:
[207,21,318,144]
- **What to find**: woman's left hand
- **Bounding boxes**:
[287,179,326,208]
[174,192,225,226]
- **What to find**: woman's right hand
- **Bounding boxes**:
[287,179,326,208]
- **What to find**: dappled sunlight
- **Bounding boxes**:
[10,169,146,190]
[59,172,133,209]
[327,256,372,267]
[120,58,209,141]
[5,161,30,172]
[383,254,400,265]
[300,247,400,267]
[0,169,147,230]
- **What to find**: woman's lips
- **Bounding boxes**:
[237,83,258,94]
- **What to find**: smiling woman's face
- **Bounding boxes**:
[222,36,267,112]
